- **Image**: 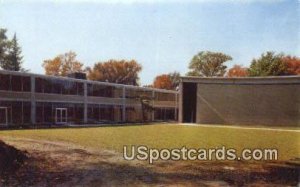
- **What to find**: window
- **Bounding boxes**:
[22,76,31,92]
[11,75,22,91]
[0,74,10,90]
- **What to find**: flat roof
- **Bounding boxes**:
[0,70,178,94]
[180,76,300,85]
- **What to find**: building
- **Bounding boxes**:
[179,76,300,126]
[0,70,178,127]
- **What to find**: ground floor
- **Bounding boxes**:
[0,101,177,127]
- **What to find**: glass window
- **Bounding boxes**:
[22,76,31,92]
[23,102,31,124]
[51,79,62,94]
[0,74,10,90]
[77,82,84,96]
[35,78,44,93]
[11,75,22,91]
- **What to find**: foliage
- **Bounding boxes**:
[42,51,84,76]
[248,52,286,76]
[187,51,232,77]
[138,95,154,122]
[281,56,300,75]
[87,59,142,86]
[0,29,9,66]
[0,30,25,71]
[3,34,24,71]
[227,65,249,77]
[153,74,173,90]
[168,71,181,90]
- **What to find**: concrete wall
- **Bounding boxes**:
[180,76,300,126]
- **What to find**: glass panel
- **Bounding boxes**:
[11,101,22,124]
[77,82,84,96]
[23,102,31,124]
[44,103,53,123]
[35,78,44,93]
[11,75,22,92]
[0,108,7,124]
[0,74,10,90]
[22,76,31,92]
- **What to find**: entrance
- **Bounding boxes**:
[55,108,68,124]
[182,83,197,123]
[0,107,8,126]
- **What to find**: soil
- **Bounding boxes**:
[0,140,27,176]
[0,137,298,187]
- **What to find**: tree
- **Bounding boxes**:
[281,56,300,75]
[153,74,173,90]
[0,28,9,66]
[43,51,84,76]
[227,65,249,77]
[187,51,232,77]
[248,52,286,76]
[168,71,181,90]
[3,33,23,71]
[87,59,142,86]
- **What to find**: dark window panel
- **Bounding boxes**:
[11,101,22,124]
[11,75,22,91]
[0,74,10,90]
[35,78,44,93]
[44,79,52,93]
[51,79,62,94]
[87,83,93,96]
[77,82,84,96]
[23,102,31,124]
[22,76,31,92]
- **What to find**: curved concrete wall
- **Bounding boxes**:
[180,76,300,126]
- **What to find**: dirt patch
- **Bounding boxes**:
[0,137,299,186]
[0,140,27,175]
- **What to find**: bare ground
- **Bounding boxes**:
[0,137,298,187]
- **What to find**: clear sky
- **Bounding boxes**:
[0,0,299,85]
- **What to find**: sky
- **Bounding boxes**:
[0,0,299,85]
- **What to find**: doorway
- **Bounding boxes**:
[0,107,8,126]
[182,83,197,123]
[55,108,68,124]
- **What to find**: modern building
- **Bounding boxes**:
[0,70,178,127]
[179,76,300,126]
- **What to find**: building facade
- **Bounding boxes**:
[0,70,178,127]
[179,76,300,126]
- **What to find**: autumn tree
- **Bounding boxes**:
[248,52,286,76]
[227,65,249,77]
[87,59,142,86]
[153,74,173,90]
[152,71,181,90]
[42,51,84,76]
[187,51,232,77]
[281,56,300,75]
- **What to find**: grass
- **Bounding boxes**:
[0,124,299,160]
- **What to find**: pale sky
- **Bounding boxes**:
[0,0,299,85]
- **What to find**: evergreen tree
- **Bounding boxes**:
[3,33,23,71]
[0,28,9,67]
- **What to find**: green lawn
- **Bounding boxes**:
[0,124,299,160]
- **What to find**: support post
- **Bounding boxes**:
[122,86,126,122]
[178,82,183,123]
[83,82,88,124]
[30,75,36,125]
